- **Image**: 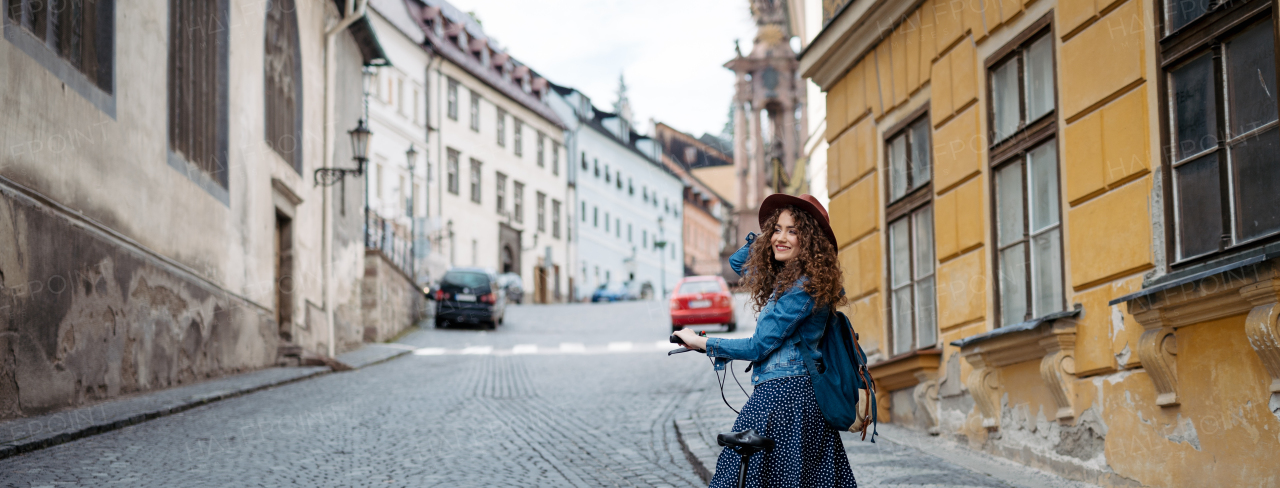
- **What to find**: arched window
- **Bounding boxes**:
[264,0,301,171]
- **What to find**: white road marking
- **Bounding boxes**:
[409,339,709,356]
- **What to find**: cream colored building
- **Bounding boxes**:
[369,0,569,302]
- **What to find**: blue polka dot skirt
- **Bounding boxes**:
[709,375,856,488]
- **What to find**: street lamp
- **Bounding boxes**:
[314,118,372,187]
[406,144,418,279]
[316,65,378,187]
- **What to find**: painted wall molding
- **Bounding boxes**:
[1126,261,1280,406]
[1039,333,1077,420]
[958,319,1079,430]
[912,374,941,434]
[1242,279,1280,395]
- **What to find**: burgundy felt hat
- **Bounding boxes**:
[758,193,838,249]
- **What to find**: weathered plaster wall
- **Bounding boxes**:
[0,187,276,420]
[1096,315,1280,488]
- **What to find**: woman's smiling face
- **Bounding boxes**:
[771,209,800,263]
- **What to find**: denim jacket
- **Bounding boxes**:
[704,232,829,386]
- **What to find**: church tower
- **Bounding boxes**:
[725,0,807,238]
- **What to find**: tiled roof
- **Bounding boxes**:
[395,0,567,130]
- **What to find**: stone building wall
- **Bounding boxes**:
[361,251,423,343]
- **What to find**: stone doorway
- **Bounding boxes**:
[498,223,521,275]
[274,211,294,342]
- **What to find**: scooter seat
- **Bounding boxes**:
[716,429,775,456]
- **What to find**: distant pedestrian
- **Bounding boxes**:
[673,193,856,487]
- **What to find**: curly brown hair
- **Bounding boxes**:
[740,205,847,312]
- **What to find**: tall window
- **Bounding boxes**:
[537,191,546,232]
[1161,6,1280,262]
[469,159,482,203]
[413,88,421,125]
[989,31,1055,143]
[552,200,562,239]
[495,172,507,214]
[514,118,524,156]
[887,118,931,202]
[469,90,480,131]
[264,0,301,171]
[581,201,587,222]
[168,0,229,189]
[994,142,1064,326]
[446,148,460,194]
[446,77,458,120]
[7,0,115,93]
[889,208,938,354]
[552,142,561,175]
[988,19,1064,328]
[496,107,506,147]
[396,78,405,115]
[885,112,936,355]
[581,151,588,170]
[593,206,598,227]
[537,132,546,167]
[513,182,525,223]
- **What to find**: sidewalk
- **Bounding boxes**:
[674,369,1101,488]
[0,339,414,460]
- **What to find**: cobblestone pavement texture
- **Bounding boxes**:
[1,297,1096,487]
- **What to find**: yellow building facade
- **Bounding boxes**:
[800,0,1280,486]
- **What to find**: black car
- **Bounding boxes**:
[434,268,506,329]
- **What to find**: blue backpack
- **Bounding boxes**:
[794,309,878,441]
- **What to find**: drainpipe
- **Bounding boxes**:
[322,0,369,358]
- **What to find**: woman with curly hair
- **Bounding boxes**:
[673,193,856,488]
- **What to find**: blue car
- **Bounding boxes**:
[591,283,636,302]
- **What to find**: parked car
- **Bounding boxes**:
[434,268,506,329]
[591,282,636,302]
[670,276,736,332]
[498,272,524,304]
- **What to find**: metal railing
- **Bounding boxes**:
[366,209,413,277]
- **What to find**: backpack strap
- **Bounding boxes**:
[849,325,879,442]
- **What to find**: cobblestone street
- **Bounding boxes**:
[1,300,1093,487]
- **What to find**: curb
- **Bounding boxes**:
[674,419,713,483]
[0,366,330,460]
[0,342,416,461]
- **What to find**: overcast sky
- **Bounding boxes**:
[443,0,759,138]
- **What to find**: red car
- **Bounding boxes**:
[670,276,737,333]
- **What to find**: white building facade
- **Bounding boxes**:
[368,0,570,302]
[549,87,684,300]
